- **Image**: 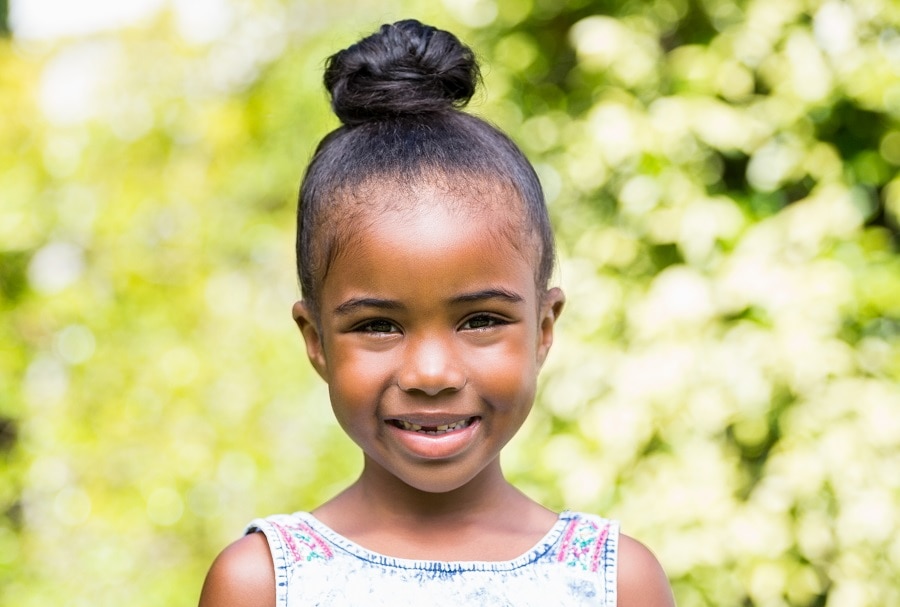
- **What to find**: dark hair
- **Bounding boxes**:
[297,19,554,312]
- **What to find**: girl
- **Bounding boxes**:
[199,19,674,606]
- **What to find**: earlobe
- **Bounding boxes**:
[292,300,329,381]
[536,287,565,367]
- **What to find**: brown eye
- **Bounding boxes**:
[461,315,503,330]
[359,320,397,333]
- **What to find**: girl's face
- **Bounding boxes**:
[293,182,564,494]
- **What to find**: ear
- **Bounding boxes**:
[536,287,565,368]
[292,300,329,382]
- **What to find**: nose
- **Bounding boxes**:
[397,333,466,396]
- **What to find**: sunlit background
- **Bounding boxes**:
[2,0,899,605]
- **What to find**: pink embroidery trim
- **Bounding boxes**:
[590,525,609,573]
[557,517,609,573]
[557,518,579,564]
[275,520,334,563]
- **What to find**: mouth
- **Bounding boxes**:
[388,416,478,435]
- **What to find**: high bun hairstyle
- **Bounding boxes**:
[324,19,478,126]
[297,19,555,313]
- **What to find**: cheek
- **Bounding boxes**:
[325,346,392,415]
[473,338,539,406]
[327,376,381,446]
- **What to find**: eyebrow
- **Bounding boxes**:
[333,297,404,316]
[332,288,524,316]
[449,288,524,305]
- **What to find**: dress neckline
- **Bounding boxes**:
[293,510,576,572]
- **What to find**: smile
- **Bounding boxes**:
[390,417,477,435]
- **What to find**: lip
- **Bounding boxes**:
[384,415,482,460]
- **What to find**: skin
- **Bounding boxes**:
[199,181,675,606]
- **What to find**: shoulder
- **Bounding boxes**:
[616,533,676,607]
[198,532,276,607]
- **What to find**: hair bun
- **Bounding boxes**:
[324,19,479,126]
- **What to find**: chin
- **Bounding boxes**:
[395,465,488,495]
[406,478,469,495]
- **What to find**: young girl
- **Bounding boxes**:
[199,19,674,606]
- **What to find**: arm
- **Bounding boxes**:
[198,532,276,607]
[617,534,676,607]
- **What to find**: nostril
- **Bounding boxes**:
[397,341,466,395]
[397,381,465,397]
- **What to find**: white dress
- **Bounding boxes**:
[246,510,619,606]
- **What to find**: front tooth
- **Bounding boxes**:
[399,419,473,432]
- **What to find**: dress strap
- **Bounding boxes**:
[246,514,335,607]
[554,513,619,604]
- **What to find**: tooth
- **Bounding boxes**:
[396,419,476,433]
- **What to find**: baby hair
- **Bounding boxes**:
[296,19,555,314]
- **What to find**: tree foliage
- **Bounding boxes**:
[2,0,899,605]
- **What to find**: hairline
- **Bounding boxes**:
[306,170,547,322]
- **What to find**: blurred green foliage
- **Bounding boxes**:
[2,0,899,605]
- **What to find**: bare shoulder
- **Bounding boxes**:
[616,533,676,607]
[198,532,276,607]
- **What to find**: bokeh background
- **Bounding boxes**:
[2,0,899,604]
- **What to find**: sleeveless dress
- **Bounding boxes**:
[246,510,619,606]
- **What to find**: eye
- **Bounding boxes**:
[461,314,507,331]
[355,319,399,334]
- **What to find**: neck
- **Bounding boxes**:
[321,456,532,527]
[311,456,558,560]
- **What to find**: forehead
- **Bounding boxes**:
[328,174,536,260]
[353,176,529,248]
[320,184,539,308]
